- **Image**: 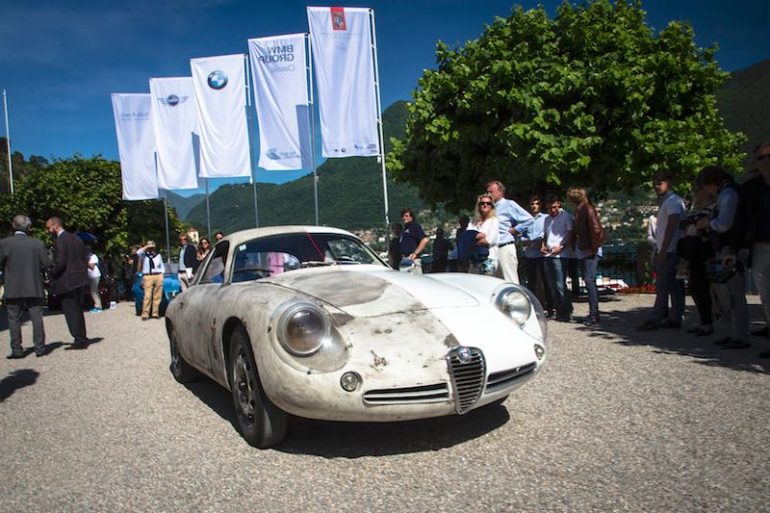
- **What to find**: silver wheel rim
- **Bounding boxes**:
[233,351,256,425]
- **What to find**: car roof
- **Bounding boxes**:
[217,225,357,247]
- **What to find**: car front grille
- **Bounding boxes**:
[446,347,485,414]
[485,363,537,393]
[363,383,450,405]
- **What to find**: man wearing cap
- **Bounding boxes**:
[137,240,164,320]
[47,216,90,347]
[1,215,50,358]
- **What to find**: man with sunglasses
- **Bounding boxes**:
[729,142,770,357]
[485,181,533,284]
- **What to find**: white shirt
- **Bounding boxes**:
[656,191,685,253]
[137,248,165,275]
[543,209,573,258]
[471,216,499,262]
[87,253,101,280]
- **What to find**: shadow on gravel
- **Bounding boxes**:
[183,376,511,457]
[0,368,40,402]
[574,300,770,374]
[278,404,510,458]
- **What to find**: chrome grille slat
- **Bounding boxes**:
[363,383,450,405]
[446,347,485,414]
[485,363,537,392]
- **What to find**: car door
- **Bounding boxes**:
[176,241,229,377]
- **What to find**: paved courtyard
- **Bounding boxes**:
[0,294,768,512]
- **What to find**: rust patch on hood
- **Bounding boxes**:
[444,334,460,348]
[331,312,354,327]
[370,350,388,369]
[277,270,388,307]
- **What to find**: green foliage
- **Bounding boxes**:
[716,58,770,157]
[0,155,185,259]
[387,0,746,210]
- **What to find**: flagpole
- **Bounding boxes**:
[244,54,259,228]
[306,34,320,226]
[205,178,212,237]
[163,192,171,264]
[369,9,389,229]
[2,89,13,196]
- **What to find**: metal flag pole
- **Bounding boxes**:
[369,9,390,229]
[205,178,212,237]
[2,89,13,196]
[163,191,172,263]
[244,53,259,228]
[306,34,320,226]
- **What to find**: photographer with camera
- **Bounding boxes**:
[694,166,749,349]
[677,186,715,336]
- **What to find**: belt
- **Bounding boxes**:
[498,241,516,248]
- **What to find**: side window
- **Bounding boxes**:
[196,241,229,284]
[231,237,301,283]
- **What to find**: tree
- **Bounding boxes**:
[0,155,185,259]
[387,0,745,210]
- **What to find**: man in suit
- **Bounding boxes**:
[177,232,196,291]
[0,215,50,358]
[46,216,89,348]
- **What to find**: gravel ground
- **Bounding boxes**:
[0,294,768,513]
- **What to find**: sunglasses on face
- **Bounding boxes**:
[478,201,493,207]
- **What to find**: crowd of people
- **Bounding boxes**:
[0,216,226,357]
[2,144,769,360]
[391,142,770,359]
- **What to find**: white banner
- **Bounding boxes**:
[307,6,380,158]
[190,54,251,178]
[111,93,158,200]
[249,34,311,171]
[149,77,200,190]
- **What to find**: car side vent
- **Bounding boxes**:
[446,347,485,414]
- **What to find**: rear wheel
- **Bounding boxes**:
[229,326,288,448]
[169,329,198,383]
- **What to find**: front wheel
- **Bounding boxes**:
[229,326,288,448]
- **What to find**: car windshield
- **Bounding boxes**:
[231,232,387,283]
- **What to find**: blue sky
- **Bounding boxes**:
[1,0,768,191]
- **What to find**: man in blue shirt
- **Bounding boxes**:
[486,180,533,284]
[518,196,552,315]
[399,208,429,274]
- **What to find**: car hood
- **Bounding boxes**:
[266,266,480,318]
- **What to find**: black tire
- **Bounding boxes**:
[229,326,288,448]
[169,329,198,383]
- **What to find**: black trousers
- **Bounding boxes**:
[6,297,46,354]
[688,257,713,326]
[59,288,88,343]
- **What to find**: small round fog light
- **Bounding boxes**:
[340,371,362,392]
[534,344,545,361]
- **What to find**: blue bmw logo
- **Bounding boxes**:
[207,70,228,90]
[166,94,179,106]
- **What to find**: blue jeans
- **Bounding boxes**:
[543,258,572,318]
[580,255,599,320]
[522,257,552,311]
[649,252,684,324]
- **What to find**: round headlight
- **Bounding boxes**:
[340,371,362,392]
[277,304,329,356]
[496,288,532,325]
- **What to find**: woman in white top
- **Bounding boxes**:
[85,245,102,312]
[471,193,499,274]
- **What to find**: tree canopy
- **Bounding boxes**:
[0,155,184,258]
[387,0,746,210]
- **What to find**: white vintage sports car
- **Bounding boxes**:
[166,226,547,448]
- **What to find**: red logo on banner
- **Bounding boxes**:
[331,7,347,31]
